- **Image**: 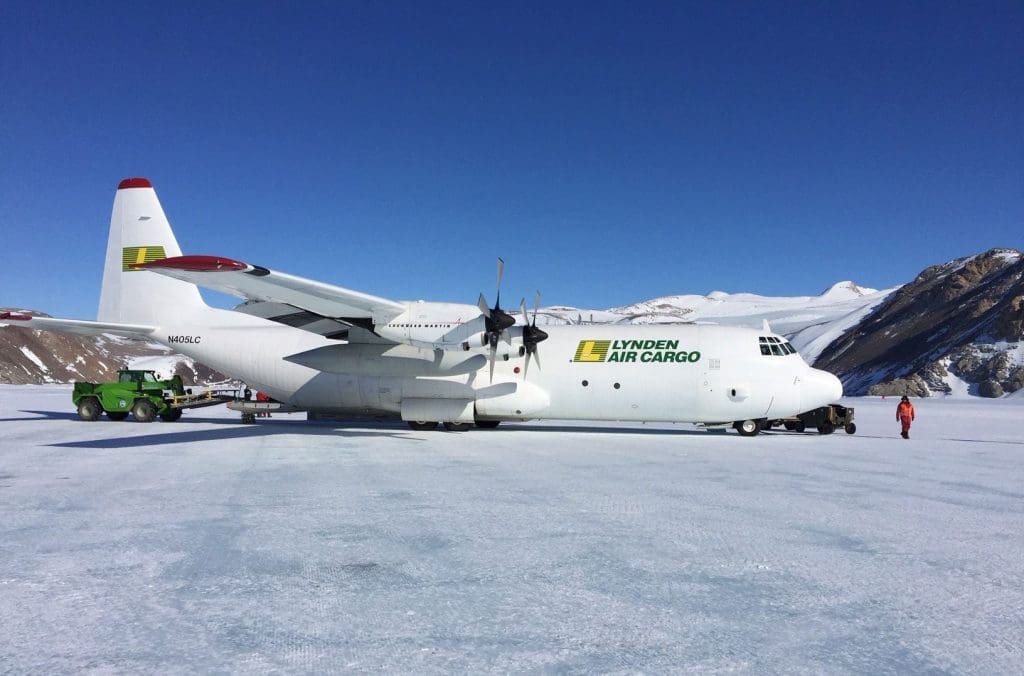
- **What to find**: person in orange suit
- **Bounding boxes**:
[896,395,915,439]
[255,390,272,418]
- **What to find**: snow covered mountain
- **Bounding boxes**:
[2,248,1020,397]
[539,280,893,366]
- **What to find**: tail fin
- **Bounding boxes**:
[96,178,208,325]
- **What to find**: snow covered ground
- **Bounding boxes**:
[1,386,1021,673]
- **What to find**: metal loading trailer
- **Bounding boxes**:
[763,403,856,435]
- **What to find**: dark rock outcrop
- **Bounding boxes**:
[1,310,224,385]
[816,248,1024,396]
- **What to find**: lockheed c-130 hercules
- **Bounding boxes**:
[1,178,842,435]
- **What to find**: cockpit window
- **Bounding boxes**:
[759,336,797,356]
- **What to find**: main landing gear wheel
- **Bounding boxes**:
[106,411,129,421]
[443,421,472,432]
[160,409,183,422]
[77,397,102,421]
[241,413,256,424]
[132,399,157,423]
[734,419,760,437]
[407,420,438,431]
[475,420,501,429]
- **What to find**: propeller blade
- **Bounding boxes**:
[532,291,541,326]
[478,293,491,318]
[495,257,505,310]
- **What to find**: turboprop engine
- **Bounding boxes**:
[374,300,494,350]
[371,259,544,383]
[374,258,519,358]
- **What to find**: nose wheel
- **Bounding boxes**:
[733,419,762,436]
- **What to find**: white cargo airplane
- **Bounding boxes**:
[1,178,842,435]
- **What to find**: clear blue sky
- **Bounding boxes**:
[2,2,1021,319]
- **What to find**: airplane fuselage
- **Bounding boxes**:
[153,308,840,425]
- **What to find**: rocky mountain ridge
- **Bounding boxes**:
[0,310,224,385]
[813,248,1023,397]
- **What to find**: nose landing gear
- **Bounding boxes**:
[733,419,763,437]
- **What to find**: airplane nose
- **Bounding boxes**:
[803,368,843,408]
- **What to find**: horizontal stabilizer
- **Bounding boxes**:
[0,313,155,338]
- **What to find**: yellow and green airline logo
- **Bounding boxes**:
[573,340,611,362]
[122,246,167,271]
[573,339,701,364]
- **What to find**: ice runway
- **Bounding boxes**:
[1,386,1021,673]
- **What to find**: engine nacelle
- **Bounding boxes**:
[376,301,489,350]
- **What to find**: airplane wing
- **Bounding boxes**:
[0,312,155,338]
[232,300,394,343]
[135,255,405,324]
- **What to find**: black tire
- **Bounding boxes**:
[475,420,501,429]
[733,419,760,437]
[783,422,796,431]
[818,421,835,435]
[106,411,129,421]
[160,409,183,422]
[241,413,256,424]
[407,420,438,431]
[794,421,806,433]
[77,397,102,422]
[844,422,857,434]
[443,421,472,432]
[132,399,157,423]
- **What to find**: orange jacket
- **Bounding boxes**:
[896,400,915,421]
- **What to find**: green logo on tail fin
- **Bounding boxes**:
[122,246,167,271]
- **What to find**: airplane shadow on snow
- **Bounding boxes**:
[33,410,1014,445]
[10,410,411,449]
[505,423,708,437]
[18,409,724,445]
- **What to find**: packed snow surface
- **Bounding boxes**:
[1,386,1021,672]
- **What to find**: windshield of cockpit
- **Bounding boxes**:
[758,335,797,356]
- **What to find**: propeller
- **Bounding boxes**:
[520,291,548,375]
[478,258,516,382]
